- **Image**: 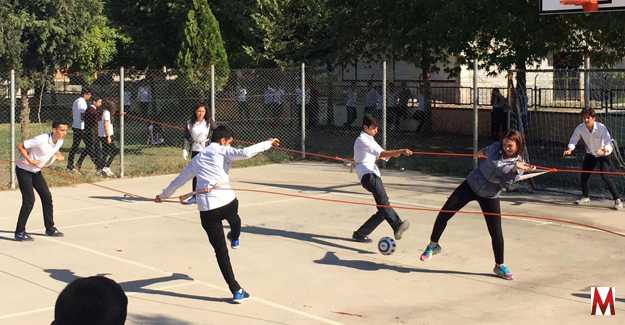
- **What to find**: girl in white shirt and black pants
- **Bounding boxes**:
[352,115,413,242]
[564,108,623,209]
[98,101,118,177]
[156,126,280,303]
[182,104,214,203]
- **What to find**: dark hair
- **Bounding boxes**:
[210,125,233,142]
[92,95,103,103]
[581,107,596,118]
[53,276,127,325]
[102,99,117,116]
[52,121,69,129]
[189,103,209,124]
[362,114,379,129]
[501,129,525,156]
[81,88,92,96]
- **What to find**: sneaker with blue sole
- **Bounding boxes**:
[232,288,250,303]
[419,243,441,261]
[493,264,513,280]
[227,231,239,249]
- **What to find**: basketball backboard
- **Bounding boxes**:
[540,0,625,14]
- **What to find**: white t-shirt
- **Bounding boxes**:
[16,133,64,173]
[71,97,88,129]
[188,120,210,152]
[98,110,114,137]
[159,141,273,211]
[237,88,247,102]
[353,132,387,181]
[567,122,614,157]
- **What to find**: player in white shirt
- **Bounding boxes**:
[66,88,92,172]
[352,115,413,242]
[14,121,69,241]
[156,126,280,303]
[182,103,214,204]
[563,108,623,210]
[98,100,119,177]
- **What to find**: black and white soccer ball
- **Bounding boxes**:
[378,236,396,255]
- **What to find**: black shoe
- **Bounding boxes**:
[14,232,33,241]
[46,227,64,237]
[352,232,372,243]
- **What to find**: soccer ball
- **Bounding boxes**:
[377,236,396,255]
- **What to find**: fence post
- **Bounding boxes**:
[10,69,16,189]
[382,61,387,149]
[584,57,590,108]
[473,60,478,169]
[119,67,125,178]
[211,64,216,121]
[301,63,306,159]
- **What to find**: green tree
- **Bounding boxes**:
[0,0,117,139]
[176,0,229,92]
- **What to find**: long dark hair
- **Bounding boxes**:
[188,103,210,126]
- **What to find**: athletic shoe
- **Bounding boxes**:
[614,199,623,210]
[181,196,197,205]
[232,288,250,303]
[45,227,64,237]
[14,232,33,241]
[493,264,513,280]
[226,232,240,249]
[575,197,591,205]
[103,167,115,177]
[95,169,105,177]
[352,231,372,243]
[419,243,441,261]
[394,220,410,240]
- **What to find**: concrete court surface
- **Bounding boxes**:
[0,161,624,325]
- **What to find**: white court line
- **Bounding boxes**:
[0,195,343,325]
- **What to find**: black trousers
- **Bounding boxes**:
[430,181,505,264]
[77,131,101,169]
[581,154,620,200]
[15,167,54,233]
[345,106,357,126]
[200,199,242,294]
[66,128,85,169]
[355,173,402,237]
[191,151,200,192]
[98,137,119,169]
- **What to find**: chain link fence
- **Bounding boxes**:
[2,65,625,200]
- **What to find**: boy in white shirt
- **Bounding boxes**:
[352,115,413,242]
[15,121,69,241]
[155,126,280,303]
[563,108,623,210]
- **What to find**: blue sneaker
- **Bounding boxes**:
[14,232,33,241]
[419,243,441,261]
[227,231,239,249]
[493,264,513,280]
[232,288,250,303]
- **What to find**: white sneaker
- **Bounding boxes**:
[575,197,591,205]
[103,167,115,177]
[614,199,623,210]
[95,169,105,177]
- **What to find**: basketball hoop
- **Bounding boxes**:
[560,0,599,12]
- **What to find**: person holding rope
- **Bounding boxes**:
[419,129,535,280]
[352,114,413,243]
[14,121,68,241]
[563,107,623,210]
[155,126,280,303]
[181,103,215,204]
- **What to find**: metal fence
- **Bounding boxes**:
[2,66,625,199]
